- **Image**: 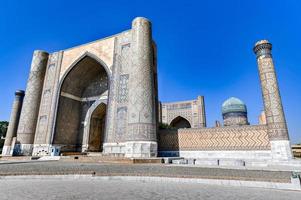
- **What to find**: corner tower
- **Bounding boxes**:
[2,90,25,156]
[126,17,157,157]
[15,50,49,155]
[253,40,292,160]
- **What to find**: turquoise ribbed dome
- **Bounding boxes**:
[222,97,247,115]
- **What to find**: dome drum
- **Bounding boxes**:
[222,97,249,126]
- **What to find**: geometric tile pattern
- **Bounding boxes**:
[34,52,61,144]
[160,96,206,129]
[120,44,130,74]
[16,51,49,146]
[117,74,129,103]
[3,91,24,147]
[256,42,289,141]
[116,106,127,137]
[127,18,156,141]
[105,34,131,143]
[158,125,270,151]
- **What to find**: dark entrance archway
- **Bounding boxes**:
[87,103,106,152]
[170,116,191,129]
[53,55,109,152]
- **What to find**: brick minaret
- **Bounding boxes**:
[15,50,49,155]
[2,90,24,156]
[253,40,292,160]
[126,17,157,157]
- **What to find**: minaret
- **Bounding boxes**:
[126,17,157,157]
[15,50,49,155]
[253,40,292,160]
[2,90,24,156]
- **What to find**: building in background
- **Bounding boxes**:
[222,97,249,126]
[159,39,296,165]
[259,111,267,125]
[292,144,301,158]
[159,96,206,129]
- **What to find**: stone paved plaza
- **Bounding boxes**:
[0,161,292,182]
[1,177,300,200]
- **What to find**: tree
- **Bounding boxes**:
[159,122,176,130]
[0,121,8,137]
[0,121,9,153]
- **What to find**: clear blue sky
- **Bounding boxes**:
[0,0,300,143]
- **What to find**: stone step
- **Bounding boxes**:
[86,152,125,157]
[0,161,294,185]
[60,152,87,156]
[0,156,32,161]
[132,158,163,164]
[60,155,164,164]
[38,156,60,161]
[60,155,131,163]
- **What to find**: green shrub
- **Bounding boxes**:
[0,121,9,153]
[159,122,176,130]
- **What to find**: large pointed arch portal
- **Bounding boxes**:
[170,116,191,129]
[53,55,110,153]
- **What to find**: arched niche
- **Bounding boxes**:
[170,116,191,129]
[53,55,109,152]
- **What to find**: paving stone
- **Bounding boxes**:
[0,161,292,183]
[1,178,301,200]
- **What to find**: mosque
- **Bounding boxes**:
[222,97,249,126]
[160,96,251,130]
[2,17,298,166]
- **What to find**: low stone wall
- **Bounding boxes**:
[158,125,270,152]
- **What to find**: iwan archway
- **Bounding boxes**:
[81,100,107,152]
[53,54,110,153]
[9,17,158,158]
[170,116,191,129]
